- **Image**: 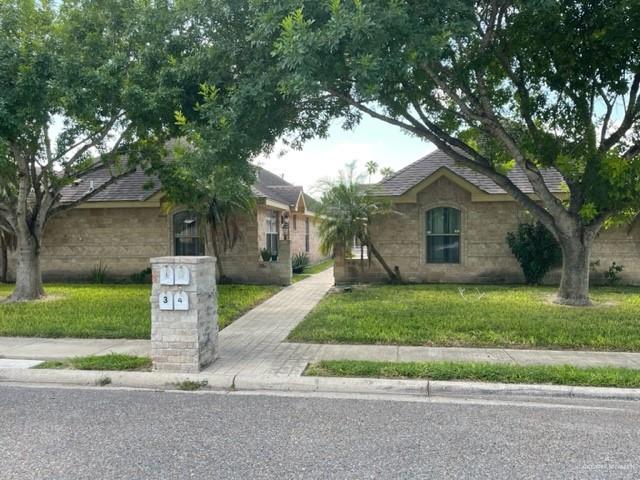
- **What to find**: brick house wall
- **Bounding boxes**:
[335,176,640,285]
[289,213,326,264]
[218,206,292,285]
[5,203,318,285]
[6,207,171,282]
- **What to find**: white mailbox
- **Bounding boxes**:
[174,265,190,285]
[174,291,189,311]
[159,291,174,310]
[160,265,175,285]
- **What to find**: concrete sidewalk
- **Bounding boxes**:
[2,267,640,372]
[311,344,640,368]
[0,337,149,360]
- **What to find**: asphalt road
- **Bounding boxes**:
[1,386,640,480]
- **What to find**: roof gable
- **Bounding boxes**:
[377,149,566,198]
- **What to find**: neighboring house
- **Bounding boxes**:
[6,166,325,285]
[335,149,640,285]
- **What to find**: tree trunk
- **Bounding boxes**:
[211,239,227,282]
[8,235,44,302]
[364,238,400,283]
[0,236,7,283]
[205,223,227,283]
[556,236,592,306]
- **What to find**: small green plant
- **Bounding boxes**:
[260,248,272,262]
[90,260,108,284]
[97,376,112,386]
[506,222,561,284]
[176,379,208,391]
[604,262,624,286]
[130,267,152,284]
[292,252,310,274]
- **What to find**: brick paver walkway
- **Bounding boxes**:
[203,268,334,376]
[3,267,640,373]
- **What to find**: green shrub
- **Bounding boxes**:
[260,248,272,262]
[605,261,624,285]
[292,252,310,274]
[90,261,108,284]
[130,267,152,284]
[506,222,561,284]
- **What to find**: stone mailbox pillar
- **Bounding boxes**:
[150,256,218,373]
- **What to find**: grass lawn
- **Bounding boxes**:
[288,284,640,351]
[293,258,334,283]
[36,354,151,371]
[305,360,640,389]
[0,283,280,339]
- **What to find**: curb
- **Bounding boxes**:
[2,368,640,401]
[0,368,235,390]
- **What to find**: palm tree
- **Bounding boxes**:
[317,162,400,282]
[365,160,378,184]
[380,166,395,179]
[161,157,256,282]
[201,176,256,282]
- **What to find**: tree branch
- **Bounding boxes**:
[327,89,429,138]
[327,89,559,233]
[598,87,615,147]
[423,61,568,220]
[601,72,640,150]
[624,142,640,160]
[47,125,133,221]
[54,112,125,164]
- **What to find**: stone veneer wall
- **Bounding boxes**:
[150,256,218,373]
[335,176,640,285]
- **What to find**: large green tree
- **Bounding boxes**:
[156,0,341,275]
[273,0,640,306]
[0,1,183,301]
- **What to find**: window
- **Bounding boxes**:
[426,207,460,263]
[305,217,310,253]
[173,211,204,256]
[292,215,297,231]
[266,210,278,256]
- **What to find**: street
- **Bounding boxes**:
[1,385,639,479]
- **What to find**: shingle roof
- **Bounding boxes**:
[249,168,310,208]
[59,168,161,204]
[60,164,316,210]
[377,149,566,196]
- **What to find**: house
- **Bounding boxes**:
[6,166,326,285]
[335,149,640,285]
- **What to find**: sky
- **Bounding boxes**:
[255,116,435,194]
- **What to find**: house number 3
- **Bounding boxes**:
[159,291,174,310]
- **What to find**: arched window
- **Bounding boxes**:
[173,211,204,256]
[426,207,460,263]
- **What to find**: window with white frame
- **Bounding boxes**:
[266,210,279,256]
[426,207,460,263]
